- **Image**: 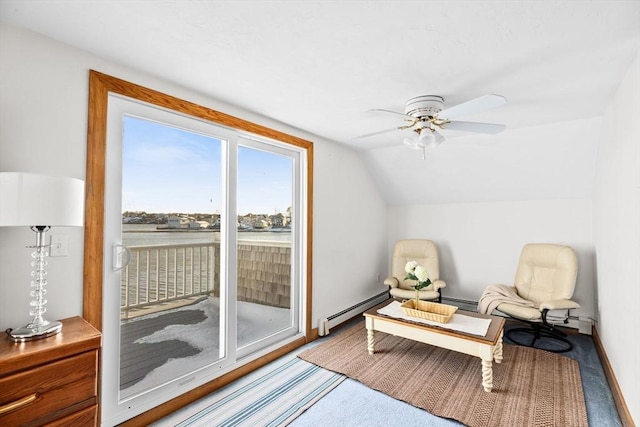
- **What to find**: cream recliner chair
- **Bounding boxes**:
[384,239,446,302]
[480,243,579,353]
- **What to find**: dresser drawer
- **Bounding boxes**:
[45,404,98,427]
[0,349,98,426]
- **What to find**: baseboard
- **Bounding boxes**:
[592,326,636,427]
[308,327,319,341]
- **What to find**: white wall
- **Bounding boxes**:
[388,199,595,323]
[313,142,388,322]
[593,52,640,423]
[0,23,388,332]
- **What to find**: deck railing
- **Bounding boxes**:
[121,242,215,318]
[120,241,291,319]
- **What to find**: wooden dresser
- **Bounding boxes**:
[0,317,101,426]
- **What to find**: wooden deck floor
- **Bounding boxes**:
[118,297,291,394]
[120,307,207,390]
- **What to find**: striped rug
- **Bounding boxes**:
[152,356,345,427]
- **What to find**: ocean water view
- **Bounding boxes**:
[122,223,292,246]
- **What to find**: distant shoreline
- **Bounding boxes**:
[123,228,291,233]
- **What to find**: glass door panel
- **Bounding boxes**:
[236,144,296,353]
[118,116,224,399]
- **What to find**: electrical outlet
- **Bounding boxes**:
[377,274,381,282]
[50,235,69,257]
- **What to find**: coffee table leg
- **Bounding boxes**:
[367,328,375,355]
[481,359,493,392]
[494,332,504,364]
[479,344,496,392]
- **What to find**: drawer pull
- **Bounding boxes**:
[0,393,38,415]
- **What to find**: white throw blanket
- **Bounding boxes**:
[477,284,535,315]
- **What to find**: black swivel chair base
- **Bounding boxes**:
[505,323,573,353]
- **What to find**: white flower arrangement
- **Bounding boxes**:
[404,260,432,304]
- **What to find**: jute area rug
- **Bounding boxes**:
[298,322,588,427]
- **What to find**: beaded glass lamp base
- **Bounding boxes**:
[7,320,63,342]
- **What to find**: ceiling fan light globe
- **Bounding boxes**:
[418,128,437,148]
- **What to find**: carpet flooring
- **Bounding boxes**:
[298,322,588,427]
[150,355,345,427]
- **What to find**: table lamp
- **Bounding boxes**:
[0,172,85,341]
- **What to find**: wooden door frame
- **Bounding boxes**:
[83,70,314,424]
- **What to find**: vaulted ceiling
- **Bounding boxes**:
[1,1,639,204]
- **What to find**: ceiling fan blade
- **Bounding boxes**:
[351,126,405,140]
[439,94,506,119]
[442,121,506,134]
[369,108,414,120]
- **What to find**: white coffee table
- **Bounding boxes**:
[364,301,505,392]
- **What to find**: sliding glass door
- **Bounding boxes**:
[100,94,305,425]
[236,142,299,357]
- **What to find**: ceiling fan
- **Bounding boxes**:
[355,94,507,159]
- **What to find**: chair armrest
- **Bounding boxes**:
[384,277,399,288]
[431,279,446,291]
[540,299,580,310]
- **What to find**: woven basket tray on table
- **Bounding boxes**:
[400,300,458,323]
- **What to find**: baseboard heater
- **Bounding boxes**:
[318,290,389,336]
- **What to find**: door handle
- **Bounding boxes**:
[113,243,131,271]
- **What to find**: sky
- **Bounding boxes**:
[122,116,293,215]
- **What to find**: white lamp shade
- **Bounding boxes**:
[0,172,85,227]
